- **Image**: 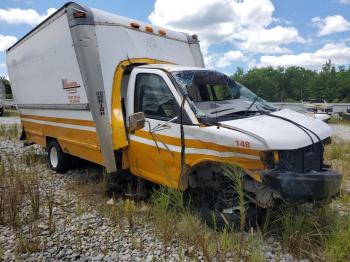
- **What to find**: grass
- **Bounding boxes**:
[16,236,41,254]
[0,243,4,259]
[0,123,19,140]
[0,145,49,256]
[324,141,350,190]
[0,158,26,228]
[45,187,55,233]
[328,115,350,125]
[266,205,331,260]
[325,141,350,161]
[325,215,350,261]
[3,110,19,117]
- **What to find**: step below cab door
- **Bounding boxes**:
[126,68,184,188]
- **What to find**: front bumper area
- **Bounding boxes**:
[263,169,342,203]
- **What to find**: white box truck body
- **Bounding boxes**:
[6,2,341,227]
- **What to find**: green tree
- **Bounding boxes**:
[0,77,12,99]
[231,61,350,103]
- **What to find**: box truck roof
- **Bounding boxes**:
[6,2,196,53]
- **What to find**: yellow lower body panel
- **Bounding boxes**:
[127,139,264,189]
[22,120,104,166]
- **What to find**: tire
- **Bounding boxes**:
[187,172,262,231]
[47,140,70,173]
[0,108,3,117]
[200,203,262,231]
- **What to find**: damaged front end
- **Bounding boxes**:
[261,140,342,204]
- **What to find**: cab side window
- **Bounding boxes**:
[134,73,177,120]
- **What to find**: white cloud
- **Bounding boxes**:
[204,50,245,69]
[0,7,56,25]
[0,63,5,67]
[259,42,350,69]
[339,0,350,4]
[238,26,304,54]
[312,15,350,36]
[216,51,244,68]
[149,0,304,55]
[0,34,17,51]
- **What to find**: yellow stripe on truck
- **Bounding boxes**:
[135,129,261,156]
[20,114,95,127]
[21,119,104,166]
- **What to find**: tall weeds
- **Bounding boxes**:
[0,123,19,140]
[27,173,40,221]
[222,165,246,256]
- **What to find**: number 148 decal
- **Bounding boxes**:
[235,140,250,148]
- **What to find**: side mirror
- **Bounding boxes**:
[129,112,145,132]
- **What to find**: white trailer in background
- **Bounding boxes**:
[6,2,342,228]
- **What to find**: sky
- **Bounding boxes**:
[1,0,350,78]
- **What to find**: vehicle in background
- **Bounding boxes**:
[302,99,333,121]
[340,106,350,121]
[0,81,5,117]
[6,2,342,228]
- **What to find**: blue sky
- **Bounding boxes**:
[1,0,350,78]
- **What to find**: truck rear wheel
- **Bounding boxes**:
[0,107,4,117]
[47,140,70,173]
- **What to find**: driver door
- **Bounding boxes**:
[127,71,182,188]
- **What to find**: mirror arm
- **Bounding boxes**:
[145,120,161,152]
[147,119,174,156]
[151,115,178,133]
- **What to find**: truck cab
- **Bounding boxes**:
[117,64,341,225]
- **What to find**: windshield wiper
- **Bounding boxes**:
[244,96,259,116]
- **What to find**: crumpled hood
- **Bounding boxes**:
[221,109,332,150]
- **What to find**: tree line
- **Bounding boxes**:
[0,77,12,99]
[232,61,350,103]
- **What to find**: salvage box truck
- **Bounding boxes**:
[6,2,342,226]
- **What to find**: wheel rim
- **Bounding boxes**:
[50,147,58,168]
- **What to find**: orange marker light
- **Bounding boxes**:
[145,26,154,33]
[73,11,86,18]
[131,22,140,29]
[159,29,166,36]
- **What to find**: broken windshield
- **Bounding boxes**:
[171,70,276,121]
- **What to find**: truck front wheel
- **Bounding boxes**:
[0,107,4,117]
[187,164,262,230]
[47,140,70,173]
